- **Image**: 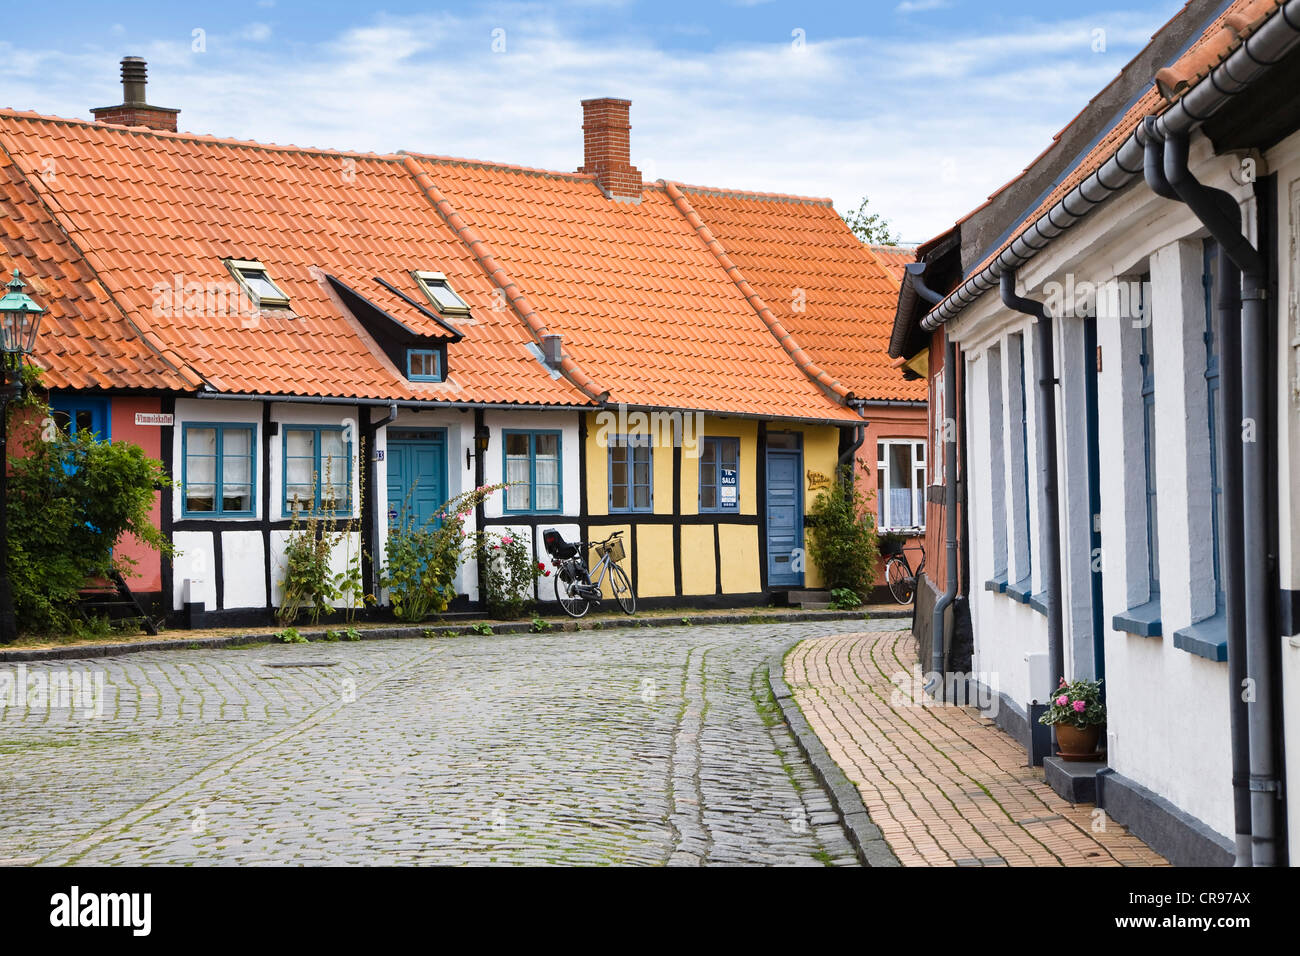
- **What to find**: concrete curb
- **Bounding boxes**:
[0,607,911,663]
[767,646,901,868]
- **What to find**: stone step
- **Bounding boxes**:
[784,590,831,604]
[800,601,833,610]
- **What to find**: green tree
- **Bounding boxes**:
[842,197,899,246]
[6,397,172,634]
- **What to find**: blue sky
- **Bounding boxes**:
[2,0,1188,240]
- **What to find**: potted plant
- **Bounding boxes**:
[1038,677,1105,761]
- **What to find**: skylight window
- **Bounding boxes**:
[227,259,290,309]
[414,271,470,315]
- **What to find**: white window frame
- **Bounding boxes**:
[876,439,926,532]
[413,271,471,315]
[225,258,290,309]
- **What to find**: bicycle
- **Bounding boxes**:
[882,530,926,605]
[542,528,636,619]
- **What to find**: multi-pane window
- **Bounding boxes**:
[609,435,653,512]
[1005,331,1033,583]
[503,430,561,513]
[986,346,1008,577]
[1139,276,1160,595]
[183,423,255,517]
[1203,241,1223,611]
[876,440,926,530]
[407,348,442,382]
[284,425,351,515]
[699,437,740,512]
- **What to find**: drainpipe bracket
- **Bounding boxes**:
[1248,775,1282,795]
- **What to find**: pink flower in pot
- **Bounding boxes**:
[1056,695,1069,707]
[1072,699,1087,713]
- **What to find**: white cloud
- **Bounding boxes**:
[0,4,1179,241]
[896,0,952,13]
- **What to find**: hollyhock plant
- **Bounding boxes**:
[1039,677,1105,729]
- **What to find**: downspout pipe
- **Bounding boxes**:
[907,264,959,692]
[1161,130,1281,868]
[999,272,1066,697]
[1144,125,1252,867]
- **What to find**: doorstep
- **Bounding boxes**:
[1043,755,1108,804]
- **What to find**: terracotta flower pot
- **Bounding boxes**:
[1054,723,1102,761]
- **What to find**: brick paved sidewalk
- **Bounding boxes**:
[785,630,1168,867]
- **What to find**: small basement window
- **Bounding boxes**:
[414,271,470,315]
[227,259,290,309]
[407,348,443,382]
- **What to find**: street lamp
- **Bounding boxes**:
[0,268,45,643]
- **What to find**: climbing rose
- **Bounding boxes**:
[501,535,514,545]
[1072,700,1087,713]
[1056,695,1069,707]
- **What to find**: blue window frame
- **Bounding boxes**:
[407,348,442,382]
[700,436,740,512]
[609,435,653,512]
[502,430,562,513]
[182,423,256,517]
[1139,276,1160,594]
[1014,332,1032,574]
[50,395,109,440]
[283,425,352,515]
[1203,240,1223,613]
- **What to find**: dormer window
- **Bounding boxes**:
[407,348,443,382]
[227,259,289,309]
[413,271,470,315]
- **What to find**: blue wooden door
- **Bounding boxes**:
[386,430,447,530]
[766,449,804,587]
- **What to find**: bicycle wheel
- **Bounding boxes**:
[554,564,591,618]
[886,556,914,605]
[607,563,636,615]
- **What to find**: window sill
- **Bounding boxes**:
[1172,613,1227,662]
[1029,591,1049,616]
[1113,599,1162,638]
[983,575,1008,594]
[1005,576,1033,604]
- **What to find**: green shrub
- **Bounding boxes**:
[530,614,552,633]
[276,627,307,644]
[806,463,879,598]
[277,446,366,627]
[6,392,172,635]
[829,587,861,610]
[379,484,504,623]
[472,529,543,620]
[469,622,493,635]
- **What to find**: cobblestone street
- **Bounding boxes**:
[0,620,893,867]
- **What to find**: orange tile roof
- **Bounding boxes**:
[406,155,863,420]
[0,142,195,391]
[0,111,590,406]
[0,107,907,420]
[962,0,1281,286]
[676,187,925,403]
[867,245,916,286]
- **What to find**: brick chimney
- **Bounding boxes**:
[91,57,180,132]
[578,98,642,202]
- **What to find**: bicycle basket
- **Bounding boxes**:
[597,537,626,564]
[878,533,906,557]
